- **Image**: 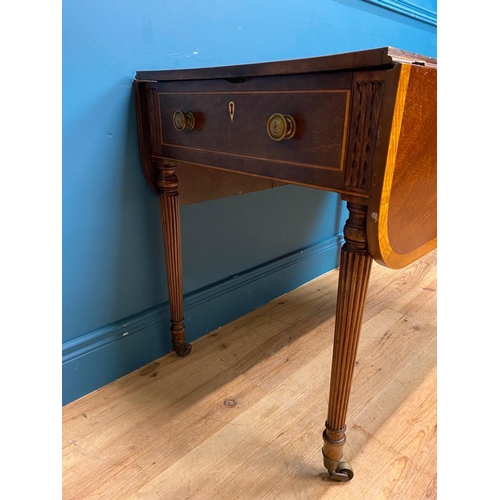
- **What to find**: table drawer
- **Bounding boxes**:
[158,89,350,171]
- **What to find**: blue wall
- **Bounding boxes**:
[62,0,436,404]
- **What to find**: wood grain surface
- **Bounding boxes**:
[62,250,437,500]
[367,64,437,268]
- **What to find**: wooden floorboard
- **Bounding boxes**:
[62,250,437,500]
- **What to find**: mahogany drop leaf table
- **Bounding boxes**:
[133,46,437,481]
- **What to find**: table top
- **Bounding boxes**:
[135,47,437,82]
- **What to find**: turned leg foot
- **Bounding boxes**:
[322,427,353,481]
[322,202,372,481]
[171,322,192,357]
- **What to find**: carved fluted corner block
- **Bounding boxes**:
[153,158,192,357]
[322,202,372,481]
[345,80,384,190]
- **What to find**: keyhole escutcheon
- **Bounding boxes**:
[228,101,235,122]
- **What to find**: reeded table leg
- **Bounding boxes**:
[155,158,192,357]
[322,201,372,481]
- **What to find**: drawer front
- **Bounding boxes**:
[158,89,350,171]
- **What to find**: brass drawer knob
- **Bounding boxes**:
[267,113,296,141]
[173,110,195,131]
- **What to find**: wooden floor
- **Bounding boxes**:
[62,250,437,500]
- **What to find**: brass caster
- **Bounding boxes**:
[327,461,354,482]
[173,342,192,357]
